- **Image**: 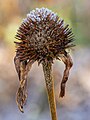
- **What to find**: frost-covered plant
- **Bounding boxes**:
[14,7,74,120]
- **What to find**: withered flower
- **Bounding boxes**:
[14,7,74,120]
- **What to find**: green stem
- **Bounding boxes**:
[42,61,58,120]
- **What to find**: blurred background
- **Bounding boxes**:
[0,0,90,120]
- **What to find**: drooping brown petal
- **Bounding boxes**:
[59,51,73,97]
[14,57,34,112]
[14,56,21,79]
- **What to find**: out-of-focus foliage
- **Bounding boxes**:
[0,0,90,120]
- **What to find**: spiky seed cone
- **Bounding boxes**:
[15,7,74,64]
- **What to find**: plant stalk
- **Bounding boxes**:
[42,61,58,120]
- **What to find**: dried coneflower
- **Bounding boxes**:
[14,7,75,120]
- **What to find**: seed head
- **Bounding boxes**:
[15,7,74,64]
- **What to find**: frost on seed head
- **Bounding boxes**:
[26,7,57,22]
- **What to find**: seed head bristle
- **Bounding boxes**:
[15,7,74,64]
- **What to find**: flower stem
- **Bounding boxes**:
[42,61,58,120]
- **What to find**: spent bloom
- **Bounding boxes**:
[14,7,74,119]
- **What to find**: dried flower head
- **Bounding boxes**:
[14,7,74,119]
[15,7,74,63]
